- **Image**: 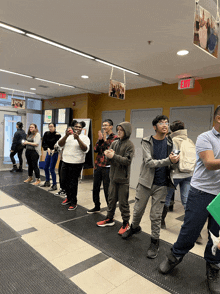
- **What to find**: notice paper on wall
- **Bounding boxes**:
[136,128,144,138]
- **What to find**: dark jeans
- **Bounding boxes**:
[93,166,110,208]
[172,185,220,264]
[44,152,58,185]
[25,149,40,179]
[58,159,65,190]
[61,162,83,206]
[10,148,24,168]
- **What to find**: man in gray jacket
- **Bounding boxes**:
[122,115,179,259]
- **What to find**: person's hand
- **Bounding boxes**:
[103,131,107,141]
[218,242,220,250]
[23,141,27,146]
[47,148,51,155]
[10,150,14,153]
[66,127,73,137]
[51,150,54,156]
[169,152,180,164]
[98,130,103,140]
[104,149,115,159]
[73,132,79,140]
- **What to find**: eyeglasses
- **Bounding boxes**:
[102,124,110,127]
[157,122,169,126]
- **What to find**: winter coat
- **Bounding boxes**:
[11,129,26,151]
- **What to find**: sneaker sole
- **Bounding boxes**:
[97,222,115,227]
[61,202,71,205]
[87,210,101,214]
[68,206,77,211]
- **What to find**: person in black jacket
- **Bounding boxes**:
[10,122,26,172]
[41,123,61,191]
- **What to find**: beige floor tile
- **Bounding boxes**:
[34,240,69,261]
[0,192,19,207]
[107,274,170,294]
[53,234,89,252]
[72,268,115,294]
[27,217,56,230]
[93,258,136,287]
[50,245,101,270]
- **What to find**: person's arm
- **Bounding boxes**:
[199,150,220,170]
[24,133,40,147]
[42,132,49,150]
[58,129,70,147]
[73,133,90,152]
[108,143,134,166]
[11,132,19,151]
[94,131,104,153]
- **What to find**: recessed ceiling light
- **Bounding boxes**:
[81,75,89,79]
[177,50,189,56]
[0,23,25,34]
[30,88,36,90]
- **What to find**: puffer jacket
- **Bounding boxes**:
[109,122,135,184]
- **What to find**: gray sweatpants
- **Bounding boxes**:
[132,183,167,239]
[107,181,130,222]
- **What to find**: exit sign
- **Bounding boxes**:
[178,78,195,90]
[0,93,6,99]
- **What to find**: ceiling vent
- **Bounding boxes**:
[38,85,49,88]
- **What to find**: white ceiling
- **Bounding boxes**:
[0,0,219,99]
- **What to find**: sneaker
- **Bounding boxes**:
[97,218,115,227]
[147,238,159,259]
[61,198,71,205]
[48,184,57,191]
[10,165,17,172]
[121,224,141,239]
[159,251,183,274]
[40,181,50,187]
[206,262,220,294]
[118,222,130,235]
[87,207,101,214]
[24,177,33,183]
[55,189,66,196]
[33,179,41,186]
[16,168,23,172]
[68,205,77,211]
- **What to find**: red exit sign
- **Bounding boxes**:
[178,78,195,90]
[0,93,6,99]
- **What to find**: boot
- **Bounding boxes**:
[33,179,41,186]
[206,262,220,294]
[16,166,23,172]
[161,205,169,229]
[24,176,33,183]
[48,184,57,191]
[147,237,159,259]
[40,181,50,187]
[159,251,183,274]
[10,164,17,173]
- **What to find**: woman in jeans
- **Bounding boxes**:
[23,123,41,186]
[58,120,90,211]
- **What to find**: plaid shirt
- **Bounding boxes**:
[94,133,118,169]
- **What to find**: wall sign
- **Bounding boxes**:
[178,78,195,90]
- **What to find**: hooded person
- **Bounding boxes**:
[96,121,135,236]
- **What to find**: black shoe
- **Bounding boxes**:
[48,184,57,191]
[87,207,101,214]
[206,262,220,294]
[10,165,17,172]
[147,238,159,259]
[40,181,50,187]
[16,168,23,172]
[159,251,183,274]
[55,189,66,196]
[121,224,141,239]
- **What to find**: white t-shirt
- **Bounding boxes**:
[62,134,90,164]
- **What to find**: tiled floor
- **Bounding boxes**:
[0,168,208,294]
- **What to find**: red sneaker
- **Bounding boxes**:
[97,219,115,227]
[68,205,77,211]
[118,222,130,235]
[61,198,71,205]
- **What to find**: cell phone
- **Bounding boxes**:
[173,150,180,155]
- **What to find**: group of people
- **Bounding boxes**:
[10,106,220,293]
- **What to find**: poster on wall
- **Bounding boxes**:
[109,79,125,100]
[44,110,52,123]
[58,109,66,123]
[56,124,68,137]
[11,98,25,109]
[193,3,219,58]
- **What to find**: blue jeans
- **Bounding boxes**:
[165,177,191,209]
[44,152,58,185]
[172,186,220,264]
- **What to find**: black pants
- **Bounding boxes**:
[61,162,83,206]
[25,149,40,179]
[58,159,65,190]
[93,166,110,208]
[10,149,23,167]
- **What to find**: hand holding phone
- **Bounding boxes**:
[173,150,181,155]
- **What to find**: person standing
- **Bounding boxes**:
[41,123,61,191]
[122,115,179,259]
[10,121,26,172]
[54,143,66,197]
[159,107,220,294]
[58,120,90,211]
[23,124,41,186]
[87,119,117,214]
[96,122,135,235]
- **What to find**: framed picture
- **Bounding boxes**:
[109,79,125,100]
[11,98,25,109]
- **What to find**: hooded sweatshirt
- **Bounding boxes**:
[108,122,135,184]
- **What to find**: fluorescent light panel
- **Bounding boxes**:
[26,33,94,60]
[0,87,35,94]
[95,59,139,76]
[35,78,75,88]
[0,69,32,78]
[0,23,25,34]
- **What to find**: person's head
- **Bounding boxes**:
[16,122,23,129]
[71,120,86,135]
[170,120,185,132]
[214,106,220,127]
[116,121,132,140]
[28,123,38,136]
[48,122,56,133]
[152,115,169,135]
[102,119,113,134]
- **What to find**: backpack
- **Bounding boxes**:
[178,138,196,173]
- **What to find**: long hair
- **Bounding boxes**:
[27,123,39,137]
